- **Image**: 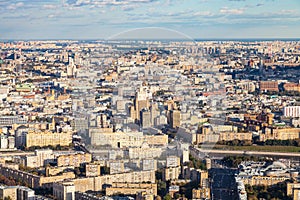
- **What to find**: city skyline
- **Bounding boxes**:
[1,0,300,40]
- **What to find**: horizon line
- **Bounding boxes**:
[1,37,300,42]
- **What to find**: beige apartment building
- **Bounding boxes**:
[0,186,17,200]
[170,110,181,129]
[219,132,252,141]
[287,183,300,200]
[53,181,75,200]
[21,149,54,168]
[105,183,157,196]
[162,166,181,181]
[192,188,211,200]
[0,165,75,188]
[46,166,75,177]
[73,170,156,192]
[259,127,300,142]
[57,152,92,167]
[85,163,101,177]
[128,147,162,159]
[25,129,72,148]
[90,128,168,148]
[239,175,289,186]
[259,81,279,92]
[284,82,300,92]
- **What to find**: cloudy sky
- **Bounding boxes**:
[0,0,300,40]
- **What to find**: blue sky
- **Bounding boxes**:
[0,0,300,39]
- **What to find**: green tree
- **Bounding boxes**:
[163,194,172,200]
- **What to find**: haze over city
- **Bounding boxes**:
[1,0,300,39]
[1,1,300,200]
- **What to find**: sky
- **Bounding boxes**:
[0,0,300,40]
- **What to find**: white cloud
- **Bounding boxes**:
[122,4,138,11]
[279,9,297,14]
[47,14,56,18]
[7,2,24,10]
[43,4,57,9]
[193,11,213,17]
[65,0,155,7]
[220,7,244,15]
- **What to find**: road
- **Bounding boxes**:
[191,146,300,158]
[0,151,34,157]
[209,168,239,200]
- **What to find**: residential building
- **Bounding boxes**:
[56,152,92,167]
[105,183,157,196]
[24,129,72,148]
[284,106,300,118]
[53,181,75,200]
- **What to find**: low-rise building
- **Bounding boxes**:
[168,185,180,198]
[239,175,289,186]
[235,177,247,200]
[237,161,291,186]
[192,188,211,200]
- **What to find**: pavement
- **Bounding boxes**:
[209,168,239,200]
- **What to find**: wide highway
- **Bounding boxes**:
[191,146,300,158]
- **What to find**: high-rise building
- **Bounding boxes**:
[61,51,69,63]
[170,110,181,129]
[140,109,151,128]
[150,103,159,126]
[67,57,76,78]
[129,105,137,120]
[134,87,151,121]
